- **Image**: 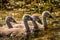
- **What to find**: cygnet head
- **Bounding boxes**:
[42,11,54,19]
[22,14,33,21]
[32,14,39,21]
[5,16,17,23]
[32,14,42,24]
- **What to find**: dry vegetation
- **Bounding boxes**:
[0,0,60,40]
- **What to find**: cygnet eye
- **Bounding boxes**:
[47,14,53,19]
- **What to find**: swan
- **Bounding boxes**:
[5,14,37,31]
[31,14,44,30]
[5,16,31,28]
[32,11,54,30]
[5,14,39,29]
[0,16,27,37]
[23,14,39,33]
[2,16,25,29]
[32,14,42,24]
[5,11,53,31]
[42,11,53,30]
[0,27,26,37]
[0,15,38,36]
[2,16,17,28]
[0,27,10,37]
[0,16,20,37]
